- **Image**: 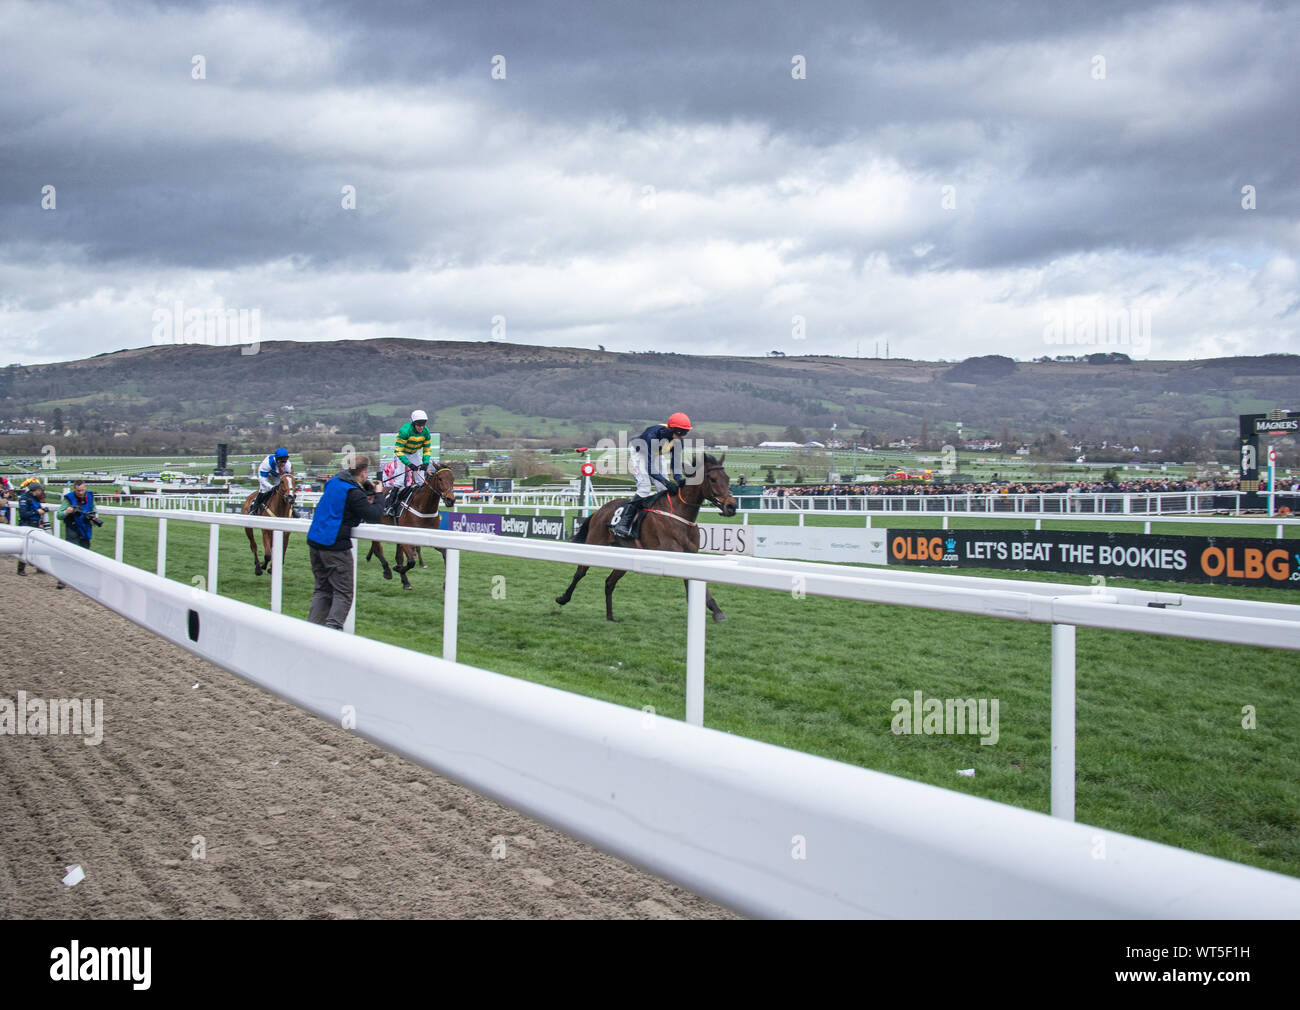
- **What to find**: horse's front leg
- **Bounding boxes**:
[246,527,263,575]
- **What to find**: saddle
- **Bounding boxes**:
[385,484,416,517]
[609,491,665,540]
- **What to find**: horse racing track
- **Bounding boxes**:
[69,513,1298,886]
[0,566,734,918]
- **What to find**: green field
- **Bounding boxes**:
[64,508,1300,881]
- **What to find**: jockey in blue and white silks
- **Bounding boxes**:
[252,448,293,514]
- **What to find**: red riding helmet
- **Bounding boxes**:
[667,412,692,431]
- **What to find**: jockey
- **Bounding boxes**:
[385,409,434,517]
[611,412,691,539]
[251,448,293,515]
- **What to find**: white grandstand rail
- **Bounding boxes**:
[4,525,1299,919]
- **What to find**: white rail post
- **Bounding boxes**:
[443,547,460,662]
[114,513,124,562]
[1051,623,1077,821]
[686,579,706,726]
[156,517,167,577]
[1035,518,1042,530]
[1145,521,1152,534]
[207,523,219,594]
[1277,523,1284,539]
[942,515,949,530]
[345,537,358,633]
[270,528,284,613]
[798,512,805,527]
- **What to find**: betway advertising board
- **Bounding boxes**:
[886,528,1300,590]
[437,512,566,539]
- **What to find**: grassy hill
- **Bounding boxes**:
[3,341,1299,457]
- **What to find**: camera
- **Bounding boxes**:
[90,516,103,527]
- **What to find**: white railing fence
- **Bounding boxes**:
[758,490,1300,516]
[4,524,1299,919]
[12,502,1298,829]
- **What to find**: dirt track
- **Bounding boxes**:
[0,565,735,919]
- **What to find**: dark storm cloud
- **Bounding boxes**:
[0,0,1296,363]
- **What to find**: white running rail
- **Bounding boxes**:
[9,503,1300,827]
[4,524,1299,919]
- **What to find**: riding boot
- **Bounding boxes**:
[612,497,644,539]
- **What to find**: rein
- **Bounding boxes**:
[643,464,730,528]
[396,467,454,521]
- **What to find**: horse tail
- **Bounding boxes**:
[571,515,591,543]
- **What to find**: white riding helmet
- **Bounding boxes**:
[411,409,428,422]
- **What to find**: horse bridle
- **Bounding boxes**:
[698,463,734,510]
[399,466,455,518]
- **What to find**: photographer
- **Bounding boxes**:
[15,480,62,586]
[57,480,102,550]
[306,455,382,630]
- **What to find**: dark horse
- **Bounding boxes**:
[555,453,738,622]
[365,464,456,590]
[241,471,296,575]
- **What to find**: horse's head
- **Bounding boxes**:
[279,472,296,506]
[701,453,737,517]
[431,464,456,508]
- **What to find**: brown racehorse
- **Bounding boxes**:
[555,453,738,622]
[241,471,296,575]
[365,464,456,590]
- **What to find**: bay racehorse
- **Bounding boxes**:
[555,453,737,621]
[241,470,296,575]
[365,464,456,590]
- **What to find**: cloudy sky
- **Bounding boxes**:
[2,0,1297,365]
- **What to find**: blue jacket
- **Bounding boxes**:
[60,489,97,540]
[17,491,47,527]
[633,423,684,488]
[308,471,382,551]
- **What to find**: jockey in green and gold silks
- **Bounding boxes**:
[386,409,433,517]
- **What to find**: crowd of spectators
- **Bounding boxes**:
[760,476,1299,499]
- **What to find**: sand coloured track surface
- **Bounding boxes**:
[0,566,736,919]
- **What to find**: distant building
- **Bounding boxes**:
[757,441,802,449]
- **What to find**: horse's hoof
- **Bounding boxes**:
[712,612,727,622]
[402,585,413,591]
[382,570,392,580]
[554,596,567,605]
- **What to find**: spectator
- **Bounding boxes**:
[57,480,101,550]
[15,480,63,587]
[306,455,382,630]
